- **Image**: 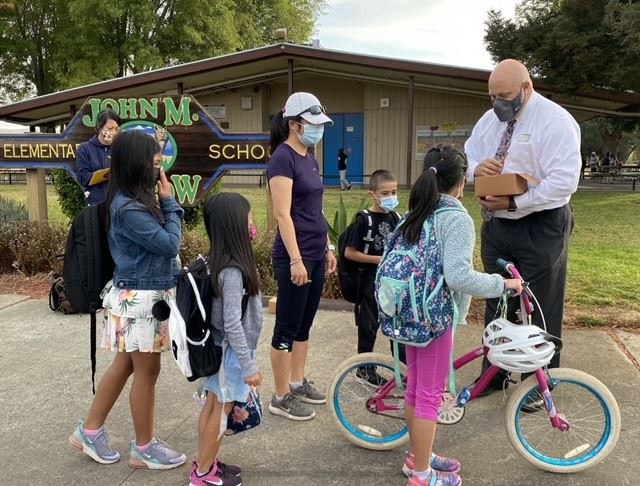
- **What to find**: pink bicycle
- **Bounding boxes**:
[326,259,621,473]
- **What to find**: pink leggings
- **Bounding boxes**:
[404,326,453,421]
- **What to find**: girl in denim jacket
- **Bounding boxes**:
[189,193,263,486]
[69,129,186,470]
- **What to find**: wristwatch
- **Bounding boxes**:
[507,196,517,212]
[327,244,336,252]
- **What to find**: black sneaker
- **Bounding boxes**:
[355,367,388,387]
[474,375,509,398]
[521,390,545,414]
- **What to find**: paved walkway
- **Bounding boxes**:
[0,294,638,485]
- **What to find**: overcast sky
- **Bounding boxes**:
[317,0,518,70]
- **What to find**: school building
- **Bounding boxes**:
[1,42,639,190]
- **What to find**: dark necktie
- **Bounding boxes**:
[482,119,517,222]
[495,119,517,162]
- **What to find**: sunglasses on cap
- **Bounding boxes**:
[298,105,327,116]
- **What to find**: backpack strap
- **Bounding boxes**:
[360,209,375,255]
[91,311,97,394]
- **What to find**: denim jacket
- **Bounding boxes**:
[109,191,184,290]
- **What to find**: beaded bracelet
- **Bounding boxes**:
[290,257,302,266]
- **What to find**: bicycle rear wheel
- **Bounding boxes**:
[505,368,621,473]
[327,352,409,450]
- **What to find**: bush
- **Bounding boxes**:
[0,221,66,275]
[0,195,28,227]
[53,169,86,221]
[179,227,209,266]
[253,228,277,296]
[252,228,341,299]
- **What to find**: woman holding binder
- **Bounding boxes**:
[77,109,121,205]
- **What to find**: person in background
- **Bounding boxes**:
[266,91,337,421]
[338,148,352,190]
[589,152,599,173]
[464,59,580,401]
[189,193,263,486]
[69,130,186,470]
[76,109,121,205]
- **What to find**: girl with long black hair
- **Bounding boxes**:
[69,129,186,470]
[189,193,263,486]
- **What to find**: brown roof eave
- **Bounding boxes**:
[0,45,288,118]
[1,42,639,119]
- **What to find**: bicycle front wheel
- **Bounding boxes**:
[327,352,409,451]
[505,368,621,473]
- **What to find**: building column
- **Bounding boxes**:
[26,169,48,222]
[288,59,294,95]
[406,76,415,187]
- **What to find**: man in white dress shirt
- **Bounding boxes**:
[465,59,581,398]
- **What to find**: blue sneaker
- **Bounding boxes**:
[68,421,120,464]
[129,437,186,470]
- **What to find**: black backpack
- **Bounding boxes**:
[48,274,76,314]
[337,210,400,303]
[63,202,114,393]
[175,256,248,382]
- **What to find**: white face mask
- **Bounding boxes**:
[378,195,399,212]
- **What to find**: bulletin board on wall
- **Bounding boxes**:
[415,124,474,158]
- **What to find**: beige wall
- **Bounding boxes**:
[363,84,490,186]
[193,78,491,188]
[197,87,266,185]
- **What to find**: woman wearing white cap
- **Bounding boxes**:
[266,92,337,421]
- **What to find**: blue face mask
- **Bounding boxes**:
[297,123,324,146]
[379,195,399,212]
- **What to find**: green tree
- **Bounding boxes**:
[0,0,326,101]
[484,0,640,160]
[484,0,640,94]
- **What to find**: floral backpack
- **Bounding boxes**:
[375,197,464,347]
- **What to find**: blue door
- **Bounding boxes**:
[322,114,364,186]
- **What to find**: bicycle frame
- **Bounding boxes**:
[368,259,571,432]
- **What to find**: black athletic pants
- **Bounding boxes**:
[356,275,406,363]
[481,205,574,375]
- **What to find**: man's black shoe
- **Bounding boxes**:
[474,376,509,398]
[521,392,545,413]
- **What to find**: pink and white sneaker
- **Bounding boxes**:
[403,452,461,477]
[407,468,462,486]
[189,462,241,486]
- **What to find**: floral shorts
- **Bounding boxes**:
[101,286,175,353]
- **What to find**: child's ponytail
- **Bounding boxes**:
[402,145,468,244]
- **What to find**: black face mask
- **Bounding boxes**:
[492,88,524,122]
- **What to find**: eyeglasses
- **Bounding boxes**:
[298,105,327,116]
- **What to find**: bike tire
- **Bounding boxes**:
[505,368,621,473]
[327,352,409,451]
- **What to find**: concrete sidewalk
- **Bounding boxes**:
[0,294,638,485]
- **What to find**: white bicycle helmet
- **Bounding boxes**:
[483,318,556,373]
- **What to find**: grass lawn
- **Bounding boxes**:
[1,182,639,325]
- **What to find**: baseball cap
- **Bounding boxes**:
[283,92,333,125]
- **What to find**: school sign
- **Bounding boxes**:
[0,95,269,206]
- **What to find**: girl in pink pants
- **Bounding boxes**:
[398,146,522,486]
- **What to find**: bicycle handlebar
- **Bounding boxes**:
[496,258,534,315]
